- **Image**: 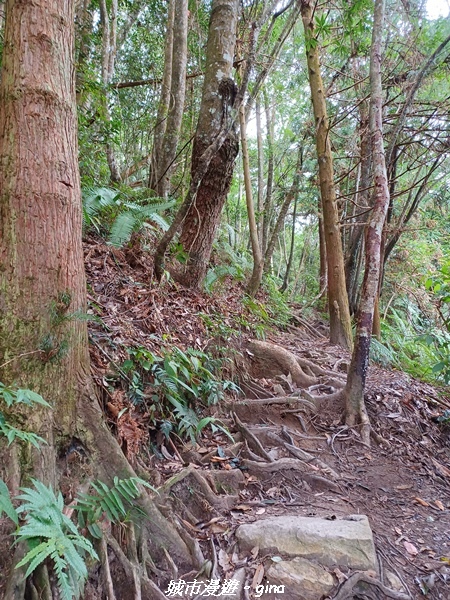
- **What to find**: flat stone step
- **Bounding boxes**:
[236,514,377,571]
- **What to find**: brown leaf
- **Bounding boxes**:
[414,497,430,507]
[252,564,264,588]
[218,549,232,572]
[403,541,419,556]
[250,546,259,560]
[434,500,445,511]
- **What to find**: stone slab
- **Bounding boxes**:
[236,514,377,570]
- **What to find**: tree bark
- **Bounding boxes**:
[154,0,188,198]
[99,0,121,182]
[262,90,275,257]
[240,104,264,296]
[149,0,174,191]
[155,0,240,287]
[300,0,353,350]
[256,99,265,246]
[0,1,191,593]
[344,0,390,444]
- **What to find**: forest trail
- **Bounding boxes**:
[83,236,450,599]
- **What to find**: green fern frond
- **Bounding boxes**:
[75,476,154,534]
[0,479,18,524]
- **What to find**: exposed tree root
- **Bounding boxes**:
[241,458,341,492]
[331,571,410,600]
[227,395,317,410]
[245,340,318,387]
[233,412,274,462]
[105,532,168,600]
[282,442,340,480]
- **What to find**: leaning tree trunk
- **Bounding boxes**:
[0,1,190,595]
[154,0,240,287]
[300,0,353,350]
[344,0,390,445]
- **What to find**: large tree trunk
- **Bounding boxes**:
[344,0,390,445]
[0,0,190,594]
[300,0,353,350]
[155,0,240,287]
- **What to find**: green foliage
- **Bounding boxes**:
[0,474,151,600]
[121,346,238,443]
[0,383,50,448]
[82,186,174,246]
[422,262,450,383]
[75,476,155,539]
[14,480,98,600]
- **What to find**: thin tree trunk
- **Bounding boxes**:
[149,0,175,191]
[318,212,327,299]
[264,144,303,270]
[344,0,390,444]
[345,63,372,314]
[155,0,188,198]
[256,99,265,246]
[99,0,121,182]
[75,0,93,106]
[300,0,353,350]
[280,193,298,293]
[240,104,264,296]
[262,90,275,256]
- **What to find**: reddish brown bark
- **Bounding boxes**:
[0,3,191,593]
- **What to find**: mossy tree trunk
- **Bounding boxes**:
[0,1,190,595]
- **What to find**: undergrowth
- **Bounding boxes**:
[0,384,151,600]
[82,185,174,246]
[120,345,239,443]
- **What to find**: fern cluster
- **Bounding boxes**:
[0,474,152,600]
[121,346,239,443]
[82,185,174,246]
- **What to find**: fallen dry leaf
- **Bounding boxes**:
[218,549,232,572]
[434,500,445,511]
[414,497,430,507]
[404,541,419,556]
[252,564,265,588]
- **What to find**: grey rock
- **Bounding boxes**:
[236,514,377,570]
[266,557,335,600]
